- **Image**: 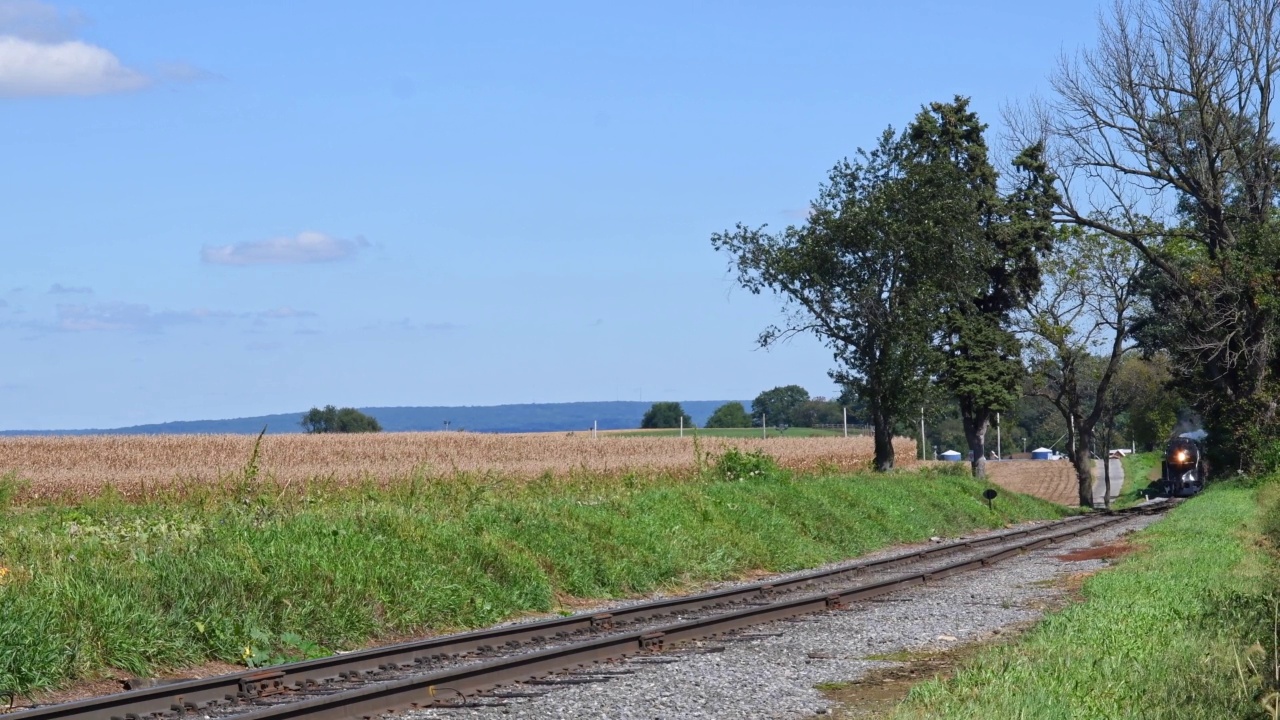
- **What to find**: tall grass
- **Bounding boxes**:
[0,465,1061,697]
[893,479,1280,719]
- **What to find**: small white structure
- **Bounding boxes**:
[1031,447,1053,460]
[940,449,963,462]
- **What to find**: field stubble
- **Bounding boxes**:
[0,432,918,500]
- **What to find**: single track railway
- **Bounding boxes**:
[6,503,1167,720]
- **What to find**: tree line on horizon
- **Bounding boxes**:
[709,0,1280,506]
[640,385,854,430]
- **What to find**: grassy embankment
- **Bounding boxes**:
[0,458,1065,699]
[1114,450,1162,508]
[891,477,1280,719]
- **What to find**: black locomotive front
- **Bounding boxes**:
[1162,437,1205,496]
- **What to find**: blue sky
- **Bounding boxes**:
[0,0,1102,430]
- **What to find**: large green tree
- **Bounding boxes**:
[750,385,810,427]
[705,402,752,428]
[905,98,1058,478]
[640,402,693,429]
[1030,0,1280,471]
[713,128,945,470]
[792,397,845,427]
[715,100,1055,472]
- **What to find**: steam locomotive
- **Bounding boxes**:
[1162,436,1207,496]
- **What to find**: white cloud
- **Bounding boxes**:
[202,231,371,266]
[0,34,147,97]
[0,2,212,98]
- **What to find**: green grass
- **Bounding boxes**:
[1114,451,1163,508]
[892,479,1280,719]
[0,465,1064,697]
[613,427,863,438]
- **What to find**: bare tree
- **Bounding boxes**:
[1010,0,1280,469]
[1019,230,1145,507]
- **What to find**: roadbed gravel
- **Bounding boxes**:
[407,512,1160,720]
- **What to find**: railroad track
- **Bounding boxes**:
[9,503,1168,720]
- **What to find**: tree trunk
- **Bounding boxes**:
[871,401,895,472]
[1072,428,1095,508]
[961,407,991,479]
[1101,422,1114,509]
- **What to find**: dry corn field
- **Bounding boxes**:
[986,460,1079,506]
[0,432,918,500]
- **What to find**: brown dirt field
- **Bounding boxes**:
[0,432,918,501]
[986,460,1079,506]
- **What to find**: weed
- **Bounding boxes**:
[0,473,26,508]
[712,447,783,482]
[242,630,329,668]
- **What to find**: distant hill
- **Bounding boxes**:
[0,401,747,436]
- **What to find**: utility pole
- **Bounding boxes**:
[679,416,683,438]
[919,407,926,461]
[842,406,847,438]
[762,413,767,439]
[996,412,1001,460]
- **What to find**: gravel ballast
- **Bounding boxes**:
[407,513,1161,720]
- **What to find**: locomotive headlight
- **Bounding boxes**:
[1175,450,1188,462]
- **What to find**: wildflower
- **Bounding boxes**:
[0,566,9,583]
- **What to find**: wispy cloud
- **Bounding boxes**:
[54,302,204,333]
[41,302,318,334]
[155,60,222,84]
[0,0,83,43]
[781,207,815,221]
[201,231,371,266]
[48,283,91,295]
[363,318,460,333]
[257,306,317,319]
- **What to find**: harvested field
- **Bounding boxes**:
[987,460,1078,506]
[0,432,917,500]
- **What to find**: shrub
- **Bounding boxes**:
[714,447,783,482]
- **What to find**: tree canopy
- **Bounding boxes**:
[705,402,752,428]
[640,402,693,429]
[750,385,811,427]
[1025,0,1280,471]
[300,406,382,433]
[714,99,1053,472]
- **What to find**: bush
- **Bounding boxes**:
[713,447,783,482]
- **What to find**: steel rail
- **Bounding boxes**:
[5,505,1160,720]
[223,509,1150,720]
